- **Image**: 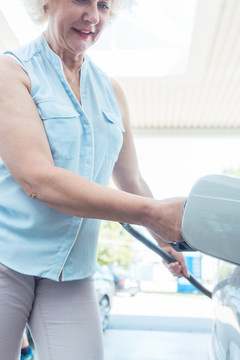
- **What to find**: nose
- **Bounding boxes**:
[83,3,100,25]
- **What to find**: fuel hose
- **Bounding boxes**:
[120,223,212,299]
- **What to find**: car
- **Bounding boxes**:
[113,272,140,297]
[94,266,115,331]
[209,260,240,360]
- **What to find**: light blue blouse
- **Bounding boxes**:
[0,34,124,281]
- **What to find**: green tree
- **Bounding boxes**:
[97,221,135,269]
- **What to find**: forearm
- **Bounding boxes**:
[24,165,153,226]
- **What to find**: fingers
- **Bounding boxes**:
[163,260,184,278]
[169,250,190,278]
[162,255,190,279]
[159,244,190,279]
[181,261,190,278]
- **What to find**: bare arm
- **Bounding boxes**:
[110,78,188,277]
[0,55,184,244]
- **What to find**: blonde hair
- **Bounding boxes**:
[21,0,136,25]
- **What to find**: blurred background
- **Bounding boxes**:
[2,0,240,359]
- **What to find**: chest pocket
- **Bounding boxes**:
[37,101,81,160]
[102,110,125,163]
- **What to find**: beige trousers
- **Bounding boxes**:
[0,263,104,360]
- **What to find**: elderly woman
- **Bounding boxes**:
[0,0,188,359]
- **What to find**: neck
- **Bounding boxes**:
[62,63,81,85]
[43,28,84,73]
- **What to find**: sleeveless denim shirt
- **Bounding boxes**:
[0,34,124,281]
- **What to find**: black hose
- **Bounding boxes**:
[120,223,212,299]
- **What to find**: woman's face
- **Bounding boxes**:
[46,0,112,55]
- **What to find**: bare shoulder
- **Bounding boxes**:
[0,54,31,91]
[110,77,126,102]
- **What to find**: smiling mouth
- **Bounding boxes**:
[73,28,93,38]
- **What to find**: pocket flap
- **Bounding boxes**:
[102,109,125,132]
[37,101,79,120]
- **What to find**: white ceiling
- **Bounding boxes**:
[1,0,240,136]
[117,0,240,136]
